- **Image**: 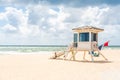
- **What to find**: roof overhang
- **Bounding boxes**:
[72,26,104,33]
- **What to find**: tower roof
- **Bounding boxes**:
[72,26,104,33]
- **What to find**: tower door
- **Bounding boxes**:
[73,33,78,47]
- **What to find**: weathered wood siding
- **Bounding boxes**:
[77,42,91,50]
[76,42,98,51]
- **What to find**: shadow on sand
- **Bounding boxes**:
[50,58,113,64]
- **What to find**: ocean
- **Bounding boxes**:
[0,45,67,54]
[0,45,120,54]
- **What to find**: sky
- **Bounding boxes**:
[0,0,120,45]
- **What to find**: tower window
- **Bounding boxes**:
[79,32,89,42]
[92,33,97,41]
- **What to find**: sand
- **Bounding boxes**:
[0,50,120,80]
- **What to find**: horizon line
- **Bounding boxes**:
[0,45,120,47]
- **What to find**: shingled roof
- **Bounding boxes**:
[72,26,104,32]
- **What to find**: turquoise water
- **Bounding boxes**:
[0,45,67,53]
[0,45,120,53]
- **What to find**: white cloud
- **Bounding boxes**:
[2,24,17,31]
[48,6,70,30]
[81,7,109,25]
[0,4,120,45]
[48,9,58,15]
[5,7,28,27]
[100,6,120,25]
[0,13,6,20]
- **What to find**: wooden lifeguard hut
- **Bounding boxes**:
[72,26,102,50]
[51,26,108,62]
[72,26,107,61]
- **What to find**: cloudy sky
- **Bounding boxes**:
[0,0,120,45]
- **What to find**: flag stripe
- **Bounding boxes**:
[104,41,109,46]
[98,44,103,50]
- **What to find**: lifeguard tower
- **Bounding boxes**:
[51,26,108,62]
[73,26,101,51]
[72,26,107,61]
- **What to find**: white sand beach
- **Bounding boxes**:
[0,50,120,80]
